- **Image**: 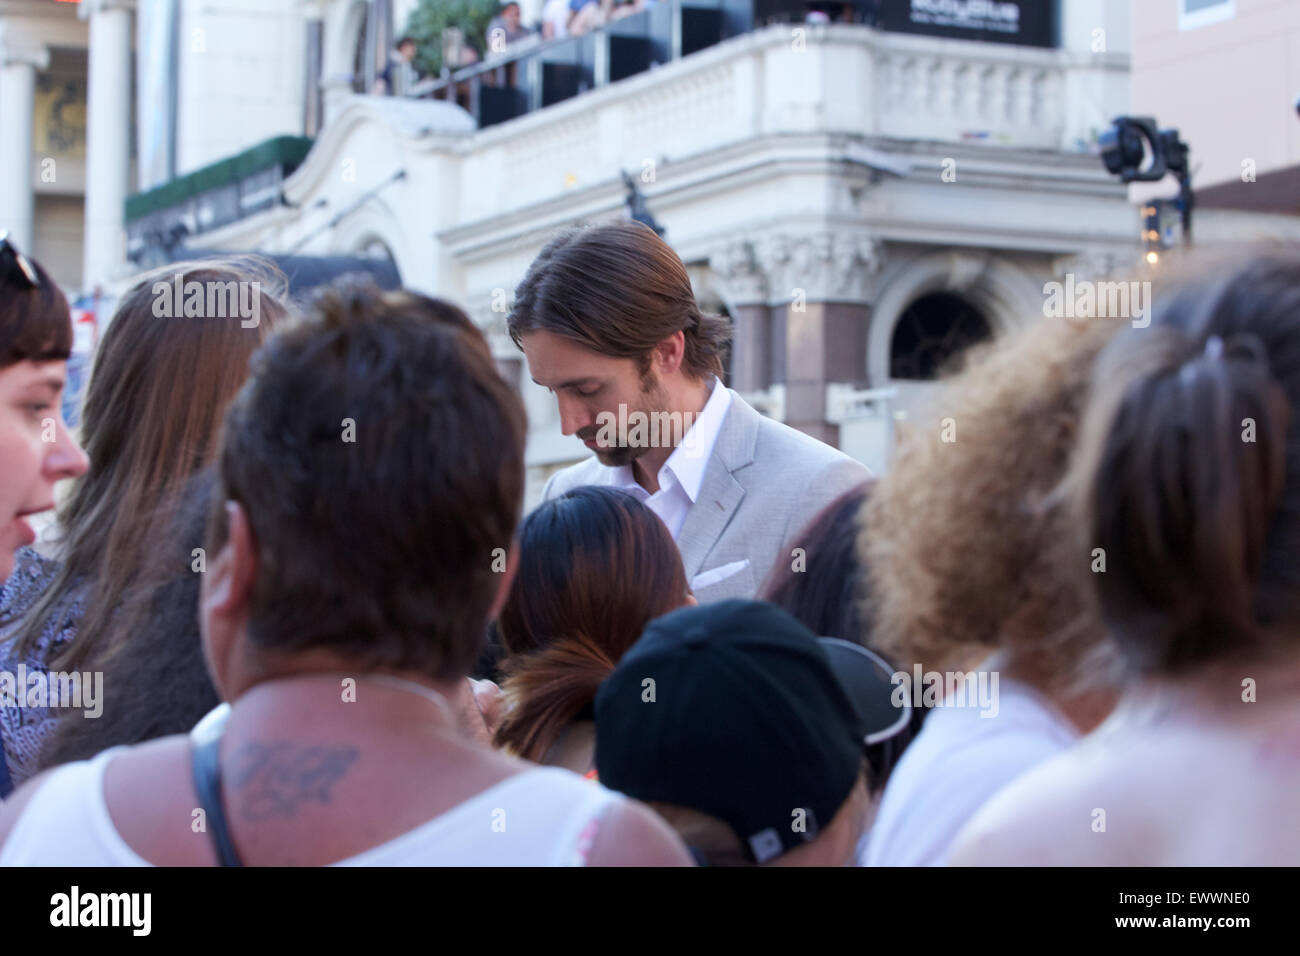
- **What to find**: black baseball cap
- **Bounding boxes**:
[594,599,909,863]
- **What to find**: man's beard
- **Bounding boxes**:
[579,371,671,467]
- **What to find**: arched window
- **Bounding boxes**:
[889,292,992,381]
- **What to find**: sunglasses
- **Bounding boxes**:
[0,230,40,289]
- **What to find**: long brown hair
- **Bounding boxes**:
[1070,251,1300,675]
[507,221,731,381]
[8,257,288,670]
[38,468,220,768]
[493,486,689,761]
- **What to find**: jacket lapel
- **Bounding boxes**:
[676,390,759,580]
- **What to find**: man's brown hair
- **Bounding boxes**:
[508,221,730,381]
[210,280,527,679]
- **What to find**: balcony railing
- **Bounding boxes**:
[417,1,875,127]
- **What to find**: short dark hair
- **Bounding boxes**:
[210,280,527,679]
[0,244,72,370]
[1072,251,1300,675]
[396,35,416,49]
[508,221,730,381]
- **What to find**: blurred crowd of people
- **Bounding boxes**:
[373,0,848,103]
[0,220,1296,866]
[374,0,664,95]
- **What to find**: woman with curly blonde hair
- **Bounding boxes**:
[858,310,1124,866]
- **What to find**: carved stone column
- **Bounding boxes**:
[708,239,770,393]
[81,0,135,290]
[0,39,48,251]
[757,230,881,445]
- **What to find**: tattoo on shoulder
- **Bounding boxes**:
[230,741,360,821]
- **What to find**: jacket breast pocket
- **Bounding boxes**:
[689,560,756,603]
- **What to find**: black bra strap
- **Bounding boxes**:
[189,704,243,867]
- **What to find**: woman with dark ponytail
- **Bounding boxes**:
[953,251,1300,866]
[493,486,693,773]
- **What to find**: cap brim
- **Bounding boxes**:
[817,638,911,746]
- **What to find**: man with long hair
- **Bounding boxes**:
[509,221,869,602]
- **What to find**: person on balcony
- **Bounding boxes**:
[375,35,422,96]
[569,0,654,36]
[486,2,533,56]
[568,0,605,36]
[542,0,573,39]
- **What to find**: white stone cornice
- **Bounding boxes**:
[755,229,881,305]
[281,96,473,206]
[0,2,87,48]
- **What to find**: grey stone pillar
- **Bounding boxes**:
[708,239,772,393]
[81,0,134,290]
[758,231,880,446]
[0,40,47,252]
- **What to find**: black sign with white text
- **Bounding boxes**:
[878,0,1058,48]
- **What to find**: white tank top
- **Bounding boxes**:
[0,747,624,866]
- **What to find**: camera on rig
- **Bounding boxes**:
[1099,116,1194,250]
[1098,116,1190,184]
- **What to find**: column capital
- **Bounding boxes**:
[756,229,882,306]
[299,0,331,20]
[0,43,49,71]
[0,22,50,70]
[78,0,136,21]
[707,239,768,307]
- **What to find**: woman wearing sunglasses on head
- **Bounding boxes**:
[0,253,287,799]
[0,233,90,796]
[0,233,88,580]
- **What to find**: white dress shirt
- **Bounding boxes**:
[608,377,732,541]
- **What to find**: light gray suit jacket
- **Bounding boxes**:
[538,389,871,603]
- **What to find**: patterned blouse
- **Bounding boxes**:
[0,546,83,789]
